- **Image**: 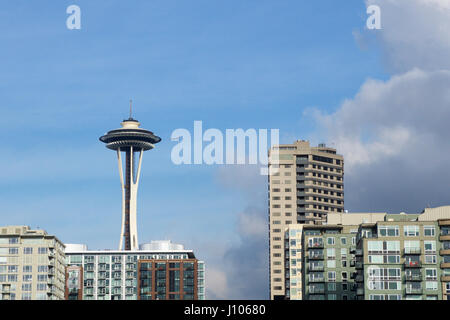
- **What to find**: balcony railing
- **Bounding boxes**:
[441,275,450,282]
[309,265,324,271]
[404,248,421,255]
[440,249,450,256]
[404,261,422,268]
[308,288,325,294]
[308,243,324,249]
[309,277,325,283]
[405,274,422,281]
[405,287,423,295]
[308,254,324,260]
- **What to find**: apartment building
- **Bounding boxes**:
[301,224,358,300]
[65,240,205,300]
[0,226,66,300]
[268,140,344,299]
[354,206,450,300]
[138,259,199,300]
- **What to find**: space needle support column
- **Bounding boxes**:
[130,148,143,250]
[117,147,126,250]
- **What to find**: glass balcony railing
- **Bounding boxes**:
[404,261,422,268]
[405,274,422,281]
[404,248,421,255]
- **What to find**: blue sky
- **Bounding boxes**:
[0,1,393,298]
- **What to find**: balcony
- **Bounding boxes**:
[355,275,364,282]
[308,277,325,283]
[404,248,421,255]
[308,288,325,294]
[405,274,422,281]
[350,260,356,267]
[440,235,450,241]
[440,249,450,256]
[441,275,450,282]
[309,265,324,272]
[308,254,324,260]
[438,220,450,226]
[441,262,450,269]
[355,262,363,269]
[308,243,324,249]
[405,287,423,295]
[404,261,422,268]
[355,249,363,256]
[349,246,356,253]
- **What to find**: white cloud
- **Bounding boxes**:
[237,209,267,238]
[364,0,450,72]
[307,1,450,213]
[206,268,230,299]
[311,68,450,173]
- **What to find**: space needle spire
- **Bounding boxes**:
[100,103,161,250]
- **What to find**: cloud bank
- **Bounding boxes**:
[309,0,450,213]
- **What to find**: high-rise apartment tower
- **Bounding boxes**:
[268,140,344,299]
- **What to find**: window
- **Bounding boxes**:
[22,293,32,300]
[424,226,435,237]
[9,248,18,254]
[425,281,438,291]
[22,283,32,291]
[424,255,437,264]
[379,226,399,237]
[328,271,336,282]
[404,241,420,253]
[404,226,420,237]
[38,247,48,254]
[37,283,47,291]
[425,269,437,280]
[327,248,335,260]
[8,265,18,273]
[38,265,48,273]
[327,260,336,268]
[23,247,33,254]
[368,241,383,253]
[327,237,335,245]
[23,275,32,282]
[327,283,336,291]
[8,275,17,282]
[340,238,347,245]
[424,241,436,253]
[37,274,47,282]
[23,265,32,273]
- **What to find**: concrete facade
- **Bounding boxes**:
[268,140,344,299]
[0,226,65,300]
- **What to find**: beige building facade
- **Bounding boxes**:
[268,140,344,299]
[0,226,65,300]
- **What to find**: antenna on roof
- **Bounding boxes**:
[129,99,133,119]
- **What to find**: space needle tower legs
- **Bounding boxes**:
[117,146,144,250]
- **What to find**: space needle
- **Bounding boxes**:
[100,101,161,250]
